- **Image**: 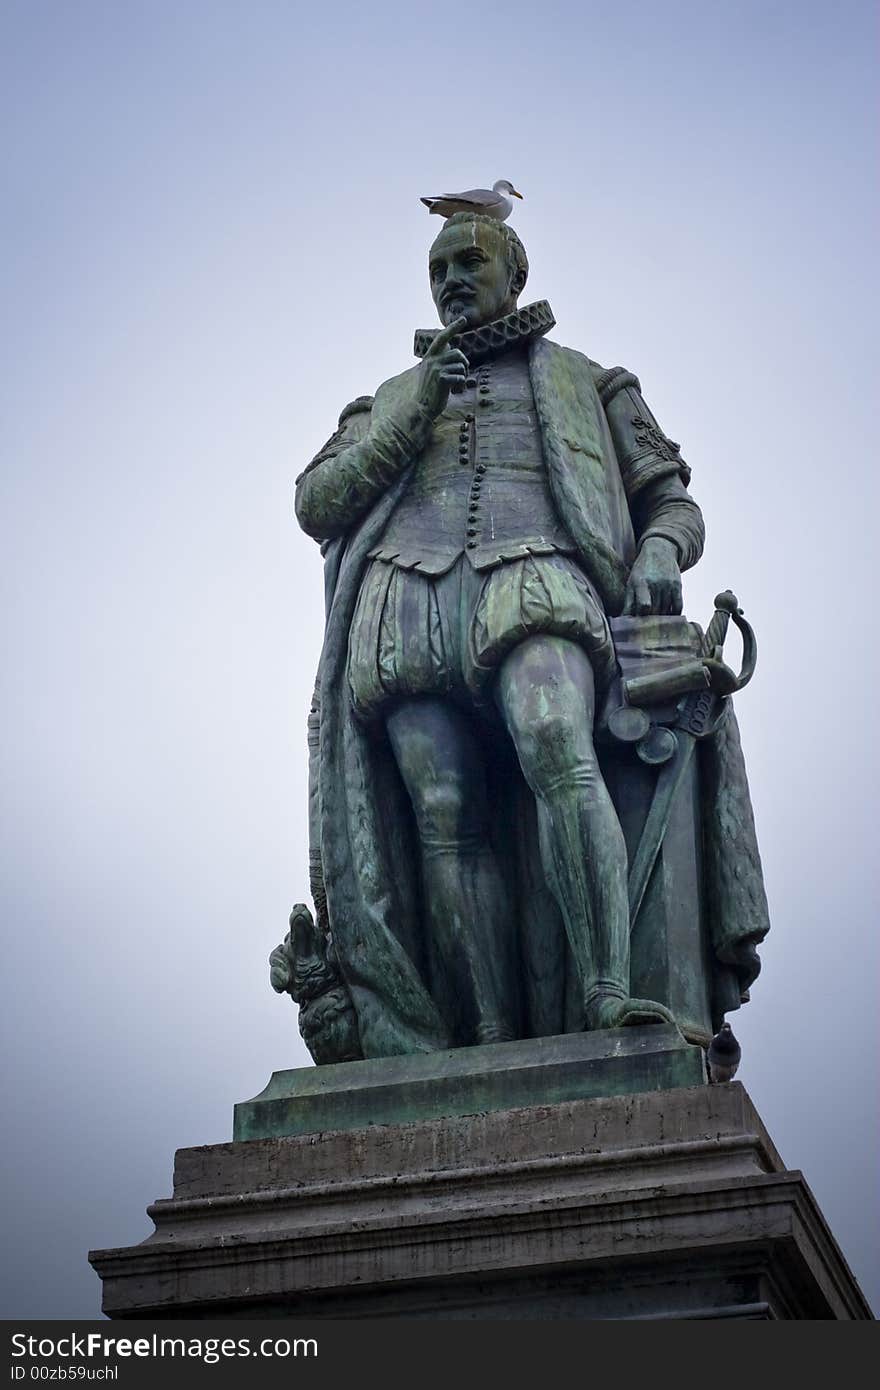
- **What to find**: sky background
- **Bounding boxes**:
[2,0,877,1318]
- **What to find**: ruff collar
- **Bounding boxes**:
[414,300,555,365]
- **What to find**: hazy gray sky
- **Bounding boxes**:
[2,0,877,1317]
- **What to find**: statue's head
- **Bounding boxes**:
[429,213,529,329]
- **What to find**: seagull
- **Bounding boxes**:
[707,1021,742,1084]
[421,179,524,222]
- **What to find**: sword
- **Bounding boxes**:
[625,591,757,933]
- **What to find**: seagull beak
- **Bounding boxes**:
[511,189,524,199]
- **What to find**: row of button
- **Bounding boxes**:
[458,413,474,466]
[466,365,492,546]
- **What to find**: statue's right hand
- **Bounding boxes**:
[415,316,469,416]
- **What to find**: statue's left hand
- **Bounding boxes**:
[623,537,683,616]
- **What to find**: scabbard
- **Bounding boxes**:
[627,729,697,930]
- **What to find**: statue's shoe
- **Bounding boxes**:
[586,995,675,1030]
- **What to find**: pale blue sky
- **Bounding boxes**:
[2,0,877,1316]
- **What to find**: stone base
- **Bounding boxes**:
[90,1081,871,1319]
[233,1025,705,1140]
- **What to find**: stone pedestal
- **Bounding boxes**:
[234,1024,704,1140]
[90,1038,871,1318]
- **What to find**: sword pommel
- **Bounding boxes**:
[713,590,740,614]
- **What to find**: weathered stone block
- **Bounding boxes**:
[233,1024,705,1141]
[89,1083,872,1319]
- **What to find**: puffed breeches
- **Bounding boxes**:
[347,551,616,720]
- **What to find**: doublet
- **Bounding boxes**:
[349,341,613,716]
[369,347,576,575]
[295,302,705,606]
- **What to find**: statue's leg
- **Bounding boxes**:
[385,697,516,1046]
[496,635,673,1031]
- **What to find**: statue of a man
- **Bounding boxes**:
[290,212,766,1061]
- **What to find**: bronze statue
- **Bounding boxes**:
[274,206,770,1061]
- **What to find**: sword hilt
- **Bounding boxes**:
[622,588,756,707]
[702,590,738,657]
[703,590,757,694]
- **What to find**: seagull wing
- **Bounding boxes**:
[443,187,503,207]
[420,187,509,218]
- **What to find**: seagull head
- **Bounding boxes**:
[493,179,523,200]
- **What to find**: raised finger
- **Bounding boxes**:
[427,316,468,354]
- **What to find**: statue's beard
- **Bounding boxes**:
[442,295,476,322]
[444,298,517,330]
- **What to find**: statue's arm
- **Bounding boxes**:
[596,366,704,613]
[627,472,705,573]
[295,388,436,542]
[598,367,704,567]
[296,321,468,541]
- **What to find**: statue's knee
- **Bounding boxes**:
[510,705,600,795]
[412,776,472,842]
[521,706,568,762]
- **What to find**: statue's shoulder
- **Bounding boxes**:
[337,394,374,427]
[546,343,642,398]
[532,338,601,378]
[534,336,591,368]
[373,363,421,413]
[318,394,375,444]
[295,395,375,486]
[338,359,421,421]
[590,361,643,407]
[536,340,643,407]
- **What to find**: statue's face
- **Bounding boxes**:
[429,221,518,329]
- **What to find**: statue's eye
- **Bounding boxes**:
[430,263,444,280]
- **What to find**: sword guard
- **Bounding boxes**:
[700,597,757,695]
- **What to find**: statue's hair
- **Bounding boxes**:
[433,212,529,292]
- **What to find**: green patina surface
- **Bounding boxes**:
[267,207,770,1068]
[234,1025,706,1140]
